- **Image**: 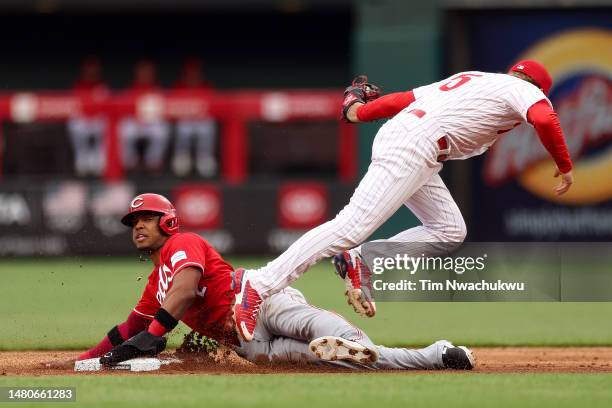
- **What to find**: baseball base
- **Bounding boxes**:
[74,357,181,372]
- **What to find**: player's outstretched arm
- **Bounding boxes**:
[78,313,150,360]
[42,312,150,368]
[526,100,574,195]
[342,75,382,122]
[99,267,201,366]
[351,91,416,123]
[340,74,419,123]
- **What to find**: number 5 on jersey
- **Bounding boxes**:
[439,73,483,91]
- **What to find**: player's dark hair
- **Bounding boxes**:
[510,71,540,89]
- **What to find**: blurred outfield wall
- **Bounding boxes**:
[0,1,609,257]
[354,1,440,240]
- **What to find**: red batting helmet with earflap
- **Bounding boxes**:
[121,193,179,235]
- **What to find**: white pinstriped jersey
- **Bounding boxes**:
[249,71,551,299]
[408,71,550,160]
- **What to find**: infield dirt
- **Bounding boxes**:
[2,347,612,376]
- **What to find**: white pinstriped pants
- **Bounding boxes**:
[250,114,467,296]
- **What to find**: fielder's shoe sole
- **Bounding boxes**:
[309,336,378,365]
[345,288,376,318]
[442,344,476,370]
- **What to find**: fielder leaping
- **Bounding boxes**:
[233,60,574,342]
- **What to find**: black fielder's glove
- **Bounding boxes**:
[99,330,166,367]
[341,75,382,122]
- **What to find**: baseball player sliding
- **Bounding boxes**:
[48,194,475,371]
[233,60,574,342]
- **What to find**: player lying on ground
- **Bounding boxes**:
[46,193,475,371]
[233,59,575,342]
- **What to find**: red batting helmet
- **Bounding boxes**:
[121,193,179,235]
[509,59,553,96]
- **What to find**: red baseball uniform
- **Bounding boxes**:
[133,232,236,344]
[79,232,236,360]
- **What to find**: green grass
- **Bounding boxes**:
[1,374,612,408]
[2,257,612,408]
[1,257,612,350]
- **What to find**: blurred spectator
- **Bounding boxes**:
[171,58,217,177]
[172,58,214,93]
[72,56,109,98]
[127,59,162,94]
[68,56,108,177]
[119,59,170,172]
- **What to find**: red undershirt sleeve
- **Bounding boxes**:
[77,311,150,360]
[526,100,573,174]
[356,90,416,122]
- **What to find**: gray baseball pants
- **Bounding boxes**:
[235,287,448,370]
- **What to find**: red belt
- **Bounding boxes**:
[407,109,450,162]
[437,137,450,162]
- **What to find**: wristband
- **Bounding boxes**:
[107,325,125,347]
[154,308,179,332]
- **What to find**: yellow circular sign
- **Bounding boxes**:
[513,29,612,205]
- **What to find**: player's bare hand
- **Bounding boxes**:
[42,358,76,369]
[553,168,573,195]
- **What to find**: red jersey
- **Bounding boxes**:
[133,232,238,345]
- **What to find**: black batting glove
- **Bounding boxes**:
[99,330,166,367]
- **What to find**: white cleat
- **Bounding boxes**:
[309,336,378,365]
